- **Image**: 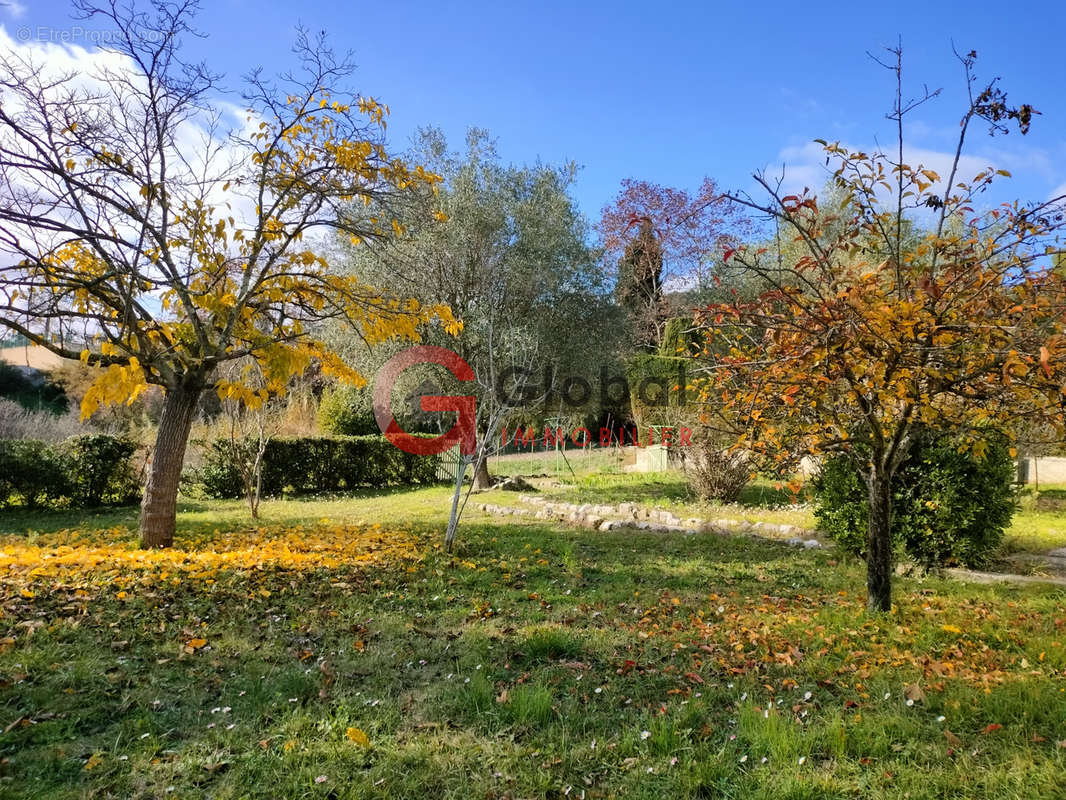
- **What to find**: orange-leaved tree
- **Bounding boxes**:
[0,2,457,547]
[693,50,1066,611]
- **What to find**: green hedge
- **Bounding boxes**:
[813,429,1017,569]
[198,435,443,499]
[0,434,141,509]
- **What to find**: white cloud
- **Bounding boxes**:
[770,139,1003,201]
[0,25,254,247]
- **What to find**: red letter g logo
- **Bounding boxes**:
[372,346,477,456]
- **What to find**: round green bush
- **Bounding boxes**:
[813,429,1017,569]
[196,439,248,500]
[317,385,379,436]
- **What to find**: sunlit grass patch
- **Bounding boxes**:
[1,487,1065,798]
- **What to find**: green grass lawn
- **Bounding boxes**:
[2,482,1066,799]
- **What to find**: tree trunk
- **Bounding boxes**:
[140,384,201,548]
[865,469,893,613]
[473,453,492,489]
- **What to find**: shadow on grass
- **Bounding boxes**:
[547,473,812,511]
[0,484,455,538]
[1032,488,1066,512]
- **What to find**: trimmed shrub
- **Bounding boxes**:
[62,434,142,507]
[0,434,141,509]
[317,385,379,436]
[197,435,442,499]
[813,430,1017,569]
[0,439,71,508]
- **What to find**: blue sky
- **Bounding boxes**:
[7,0,1066,227]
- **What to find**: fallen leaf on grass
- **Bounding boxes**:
[345,727,370,747]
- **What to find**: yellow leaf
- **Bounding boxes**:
[187,638,207,649]
[345,727,370,747]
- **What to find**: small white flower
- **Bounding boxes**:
[798,756,806,765]
[640,730,651,740]
[803,691,812,701]
[937,715,946,722]
[739,755,748,763]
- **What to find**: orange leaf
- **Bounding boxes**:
[1040,346,1052,379]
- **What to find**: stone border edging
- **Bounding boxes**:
[473,494,823,550]
[472,495,1066,588]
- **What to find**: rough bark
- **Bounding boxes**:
[865,469,894,613]
[473,453,492,489]
[140,384,201,548]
